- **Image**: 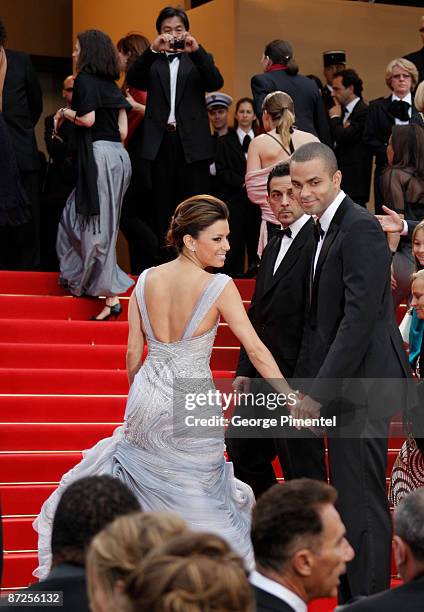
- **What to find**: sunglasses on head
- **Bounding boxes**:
[64,87,73,92]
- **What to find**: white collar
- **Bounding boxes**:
[282,213,310,238]
[392,92,412,105]
[236,126,255,143]
[345,97,360,114]
[250,571,307,612]
[317,190,346,233]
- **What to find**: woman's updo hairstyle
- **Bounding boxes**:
[262,91,295,149]
[166,195,229,253]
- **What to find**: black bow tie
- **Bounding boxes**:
[242,134,251,154]
[388,99,411,122]
[276,227,292,239]
[168,53,182,62]
[314,220,325,241]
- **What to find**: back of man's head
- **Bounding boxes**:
[394,488,424,569]
[251,479,336,573]
[51,475,141,567]
[290,142,338,177]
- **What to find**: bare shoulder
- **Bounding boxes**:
[293,129,320,145]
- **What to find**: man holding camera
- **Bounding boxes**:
[127,6,223,252]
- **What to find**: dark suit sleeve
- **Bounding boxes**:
[24,54,42,126]
[251,74,269,119]
[310,217,392,395]
[215,137,244,190]
[313,93,332,146]
[330,107,367,147]
[126,48,158,90]
[189,46,224,91]
[363,102,388,167]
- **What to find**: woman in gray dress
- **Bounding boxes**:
[54,30,134,320]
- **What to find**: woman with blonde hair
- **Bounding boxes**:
[87,511,188,612]
[124,532,255,612]
[245,90,318,255]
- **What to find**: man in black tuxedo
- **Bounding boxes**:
[0,18,43,269]
[404,16,424,84]
[126,6,223,250]
[225,163,326,497]
[343,488,424,612]
[363,57,423,213]
[329,69,372,207]
[1,476,140,611]
[251,39,331,145]
[321,50,346,112]
[289,142,411,602]
[251,479,354,612]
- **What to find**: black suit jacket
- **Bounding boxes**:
[404,47,424,84]
[294,196,410,417]
[253,585,296,612]
[237,218,315,379]
[363,95,424,172]
[330,99,372,203]
[342,574,424,612]
[2,49,42,172]
[251,70,331,145]
[1,564,89,611]
[127,46,223,163]
[215,130,246,200]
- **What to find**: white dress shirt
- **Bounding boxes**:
[343,96,360,122]
[391,92,412,125]
[249,570,307,612]
[237,127,255,157]
[313,190,346,276]
[273,214,310,274]
[165,53,180,124]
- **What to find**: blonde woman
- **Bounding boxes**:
[87,511,188,612]
[245,91,318,255]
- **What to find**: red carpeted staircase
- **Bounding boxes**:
[0,271,407,611]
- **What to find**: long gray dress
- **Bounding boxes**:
[56,140,133,297]
[34,270,255,578]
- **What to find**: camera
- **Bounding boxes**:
[169,37,185,51]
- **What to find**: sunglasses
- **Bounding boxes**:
[64,87,73,92]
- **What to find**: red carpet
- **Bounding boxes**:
[0,271,405,611]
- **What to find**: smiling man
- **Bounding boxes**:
[289,142,411,603]
[226,162,326,498]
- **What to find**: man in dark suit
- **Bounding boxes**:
[329,69,372,207]
[1,475,141,611]
[363,57,423,213]
[321,50,346,112]
[343,488,424,612]
[0,18,43,269]
[126,6,223,250]
[251,479,354,612]
[225,162,326,497]
[251,39,331,145]
[404,16,424,85]
[289,142,411,602]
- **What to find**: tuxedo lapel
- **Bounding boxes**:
[262,237,281,292]
[266,220,312,294]
[175,54,193,108]
[156,57,171,107]
[227,130,246,163]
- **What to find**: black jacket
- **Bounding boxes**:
[237,218,315,379]
[253,585,296,612]
[127,46,223,163]
[2,49,42,172]
[251,70,331,145]
[404,47,424,84]
[342,574,424,612]
[294,196,411,416]
[330,99,372,203]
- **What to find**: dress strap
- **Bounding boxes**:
[265,132,291,157]
[134,268,156,340]
[181,274,232,340]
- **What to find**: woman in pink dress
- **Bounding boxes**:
[245,91,318,256]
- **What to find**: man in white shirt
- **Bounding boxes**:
[328,69,372,207]
[250,479,354,612]
[226,162,327,498]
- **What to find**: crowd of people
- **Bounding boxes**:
[2,4,424,611]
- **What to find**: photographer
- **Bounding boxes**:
[126,6,223,255]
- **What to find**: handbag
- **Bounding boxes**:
[399,308,412,344]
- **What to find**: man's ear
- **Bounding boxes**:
[393,535,407,573]
[333,169,342,188]
[292,548,314,577]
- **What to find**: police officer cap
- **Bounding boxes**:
[206,92,233,110]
